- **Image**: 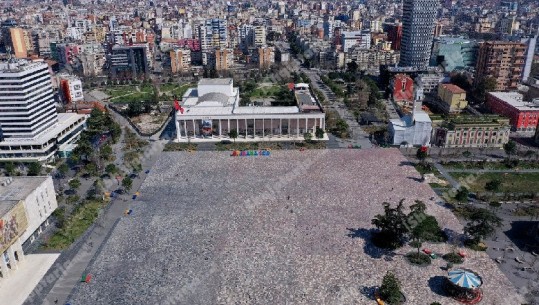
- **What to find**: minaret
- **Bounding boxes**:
[412,82,424,121]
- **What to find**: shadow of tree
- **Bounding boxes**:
[399,161,415,167]
[407,176,423,183]
[346,228,394,259]
[359,285,378,300]
[428,275,449,297]
[444,228,465,246]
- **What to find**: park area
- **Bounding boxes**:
[67,149,522,305]
[104,83,191,104]
[450,172,539,194]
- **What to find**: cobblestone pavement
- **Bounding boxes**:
[68,149,522,305]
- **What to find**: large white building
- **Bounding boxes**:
[175,79,327,142]
[0,176,58,282]
[0,59,86,162]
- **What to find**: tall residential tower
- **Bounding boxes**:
[399,0,439,68]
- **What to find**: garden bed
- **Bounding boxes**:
[405,252,432,266]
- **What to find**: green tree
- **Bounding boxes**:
[27,162,42,176]
[485,180,501,192]
[58,163,69,178]
[105,163,117,175]
[122,176,133,192]
[334,119,349,137]
[416,147,428,164]
[450,73,472,91]
[66,194,80,204]
[371,199,408,249]
[303,132,312,143]
[407,200,445,253]
[315,127,325,139]
[229,129,238,143]
[473,77,497,104]
[361,77,381,106]
[347,60,358,74]
[455,187,469,202]
[4,162,15,176]
[52,206,66,228]
[72,140,93,161]
[379,271,402,304]
[463,207,502,243]
[100,145,113,161]
[126,102,143,117]
[84,163,98,176]
[69,179,81,190]
[503,140,517,160]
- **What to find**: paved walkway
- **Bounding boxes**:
[433,163,460,189]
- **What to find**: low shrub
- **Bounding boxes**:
[442,252,464,264]
[405,252,432,266]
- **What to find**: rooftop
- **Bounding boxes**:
[440,84,466,94]
[0,176,49,216]
[67,150,520,305]
[0,113,86,146]
[489,92,539,111]
[198,78,233,86]
[0,59,47,74]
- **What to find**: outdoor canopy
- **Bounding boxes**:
[448,269,482,289]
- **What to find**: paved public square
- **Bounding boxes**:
[68,149,522,304]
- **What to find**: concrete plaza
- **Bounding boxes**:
[67,149,521,304]
[1,254,59,305]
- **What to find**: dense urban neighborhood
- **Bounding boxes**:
[0,0,539,304]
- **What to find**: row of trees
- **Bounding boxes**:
[1,161,43,176]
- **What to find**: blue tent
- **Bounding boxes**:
[448,269,482,289]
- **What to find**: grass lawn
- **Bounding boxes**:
[112,91,154,103]
[443,160,539,170]
[105,84,157,103]
[451,172,539,193]
[168,83,192,98]
[42,201,104,250]
[250,85,282,98]
[105,85,140,98]
[163,143,198,152]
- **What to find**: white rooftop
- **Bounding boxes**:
[198,78,233,86]
[0,176,50,215]
[233,106,299,114]
[0,113,86,146]
[490,92,539,111]
[390,111,432,131]
[0,59,47,74]
[178,79,320,117]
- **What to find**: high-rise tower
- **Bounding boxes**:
[399,0,439,68]
[0,60,57,139]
